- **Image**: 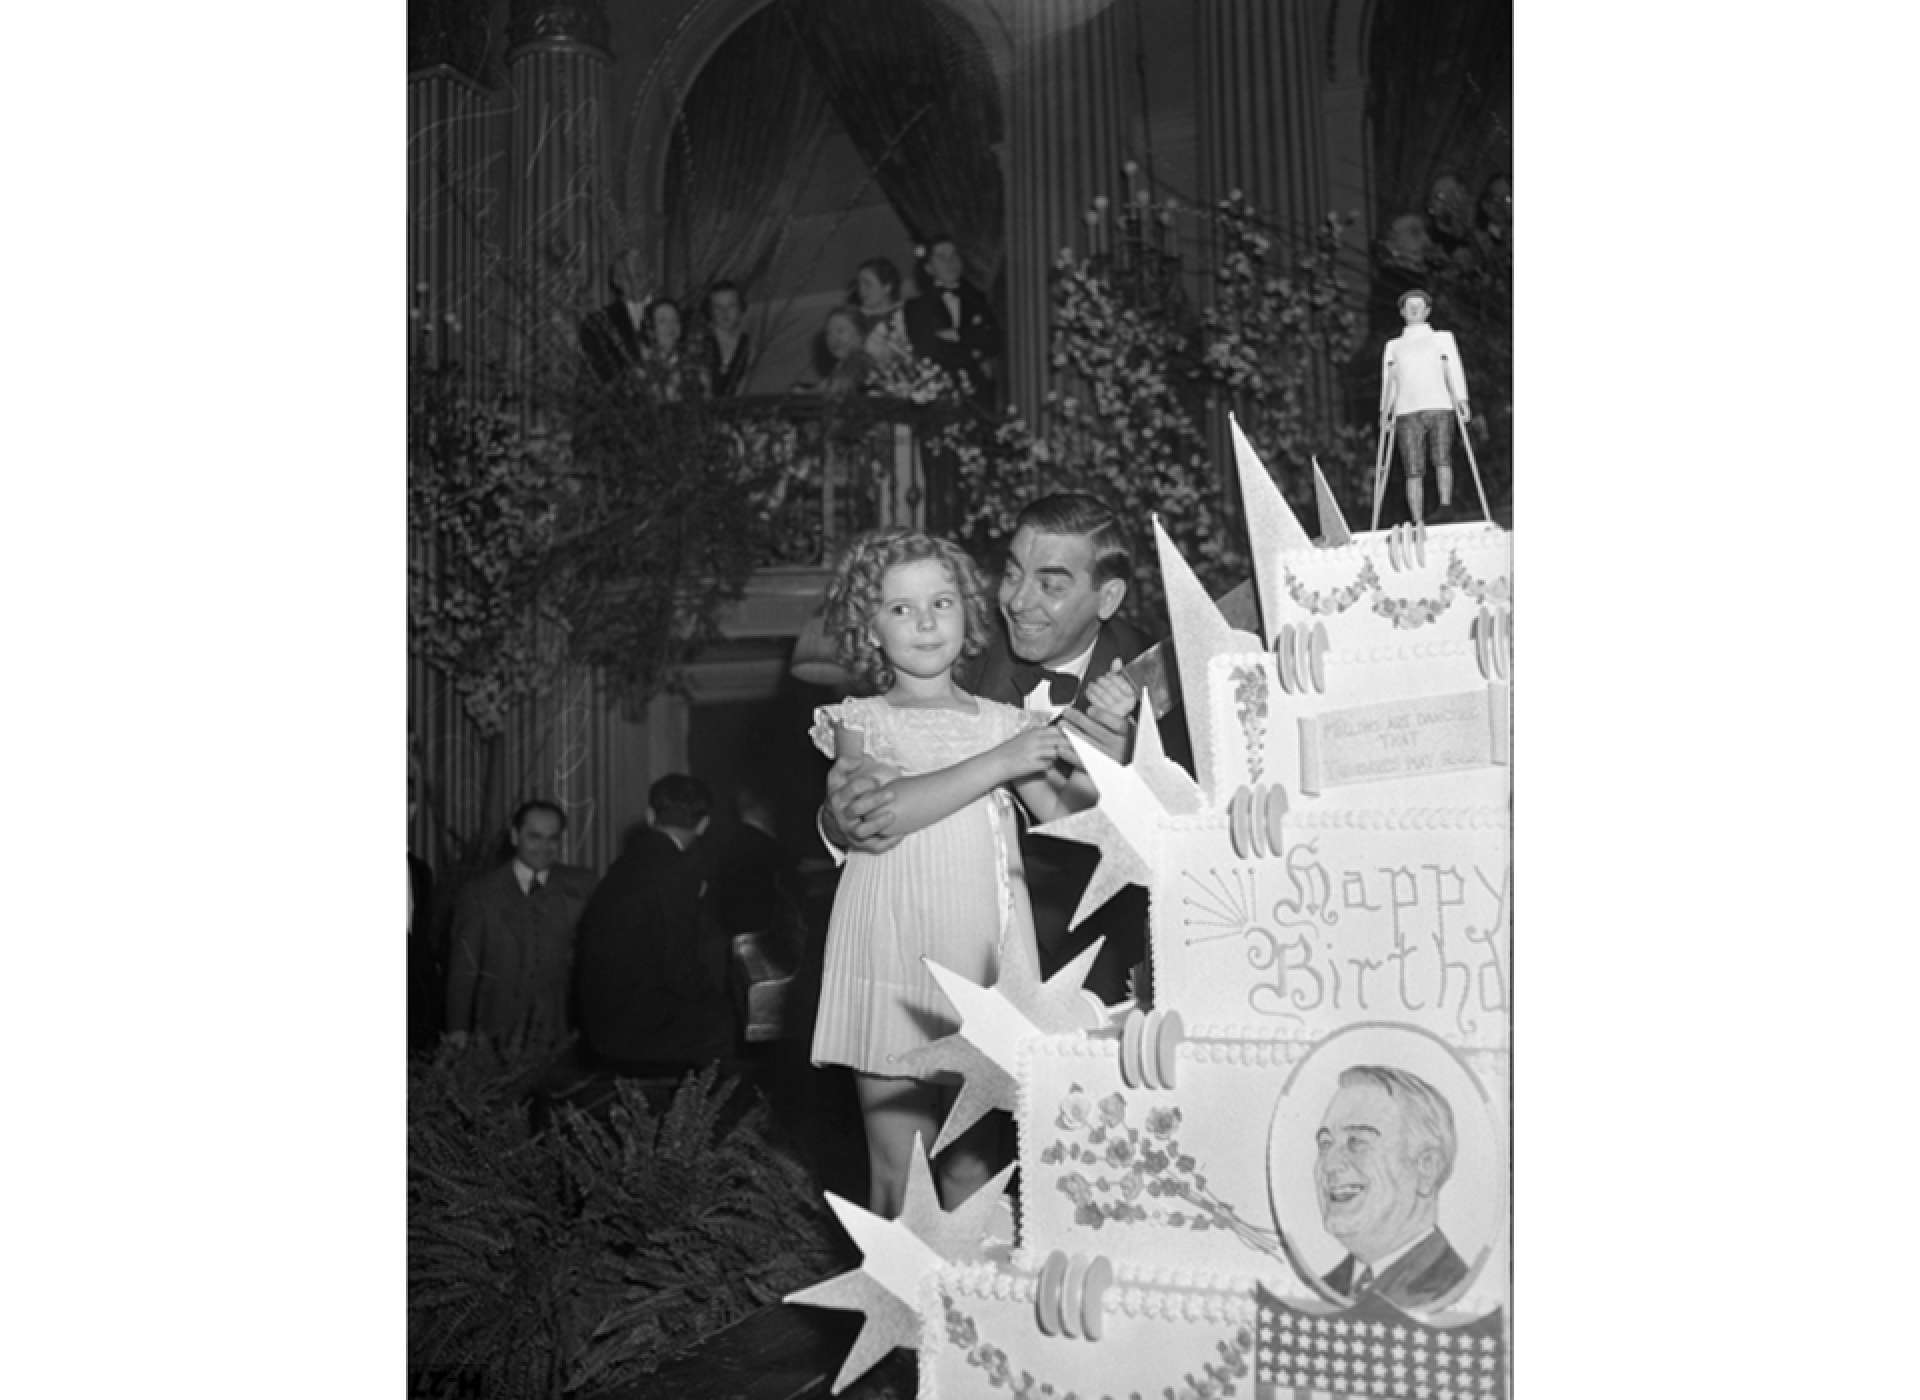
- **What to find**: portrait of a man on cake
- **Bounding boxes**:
[1314,1064,1469,1310]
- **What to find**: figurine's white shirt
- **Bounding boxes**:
[1383,323,1468,416]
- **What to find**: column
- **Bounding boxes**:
[1004,1,1128,437]
[1196,0,1330,259]
[409,66,506,379]
[505,0,614,390]
[1195,0,1345,495]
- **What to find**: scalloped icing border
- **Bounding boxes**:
[1157,805,1511,833]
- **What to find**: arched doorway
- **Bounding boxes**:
[644,0,1008,392]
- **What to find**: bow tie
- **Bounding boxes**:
[1012,664,1078,705]
[935,282,961,293]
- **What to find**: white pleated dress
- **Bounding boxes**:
[810,695,1043,1077]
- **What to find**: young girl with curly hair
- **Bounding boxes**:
[810,527,1084,1215]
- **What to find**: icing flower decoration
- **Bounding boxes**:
[1144,1106,1182,1137]
[1056,1087,1091,1130]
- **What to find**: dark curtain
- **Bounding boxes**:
[1366,0,1513,221]
[778,0,1006,287]
[661,6,839,301]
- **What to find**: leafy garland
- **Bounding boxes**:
[407,369,572,737]
[407,364,805,733]
[1284,559,1380,615]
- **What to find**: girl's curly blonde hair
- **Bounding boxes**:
[823,528,993,695]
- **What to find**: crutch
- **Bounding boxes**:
[1369,412,1397,532]
[1441,350,1493,523]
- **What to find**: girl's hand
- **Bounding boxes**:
[998,722,1074,780]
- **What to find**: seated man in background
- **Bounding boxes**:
[573,775,735,1075]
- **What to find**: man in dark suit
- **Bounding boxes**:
[904,235,1000,407]
[1315,1065,1471,1310]
[708,784,792,944]
[825,493,1162,1003]
[444,800,597,1052]
[572,775,735,1075]
[578,251,649,384]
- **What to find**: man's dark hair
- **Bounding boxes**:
[856,256,903,300]
[1014,492,1133,587]
[649,774,713,830]
[705,279,743,310]
[512,799,567,833]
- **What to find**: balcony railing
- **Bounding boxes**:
[702,392,937,567]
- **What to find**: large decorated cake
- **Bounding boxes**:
[792,423,1512,1399]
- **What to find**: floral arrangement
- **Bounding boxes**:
[1037,1085,1283,1259]
[1230,662,1271,784]
[407,367,574,736]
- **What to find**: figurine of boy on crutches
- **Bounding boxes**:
[1374,287,1470,528]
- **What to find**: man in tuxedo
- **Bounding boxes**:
[1315,1065,1470,1310]
[905,235,1000,407]
[572,775,735,1075]
[444,800,597,1052]
[578,251,649,385]
[825,493,1157,1003]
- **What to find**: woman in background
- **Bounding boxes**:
[851,256,911,371]
[639,296,708,402]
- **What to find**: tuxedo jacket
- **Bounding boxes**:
[572,828,735,1071]
[905,282,999,400]
[960,615,1154,1002]
[701,329,751,397]
[443,861,596,1046]
[580,300,643,383]
[1322,1229,1469,1311]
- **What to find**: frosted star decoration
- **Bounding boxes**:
[1311,454,1353,546]
[1125,686,1203,816]
[1032,726,1168,930]
[785,1134,1014,1394]
[890,932,1107,1155]
[1154,513,1262,802]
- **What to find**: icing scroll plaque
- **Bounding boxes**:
[1298,684,1510,795]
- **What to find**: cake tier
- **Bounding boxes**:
[1213,520,1512,811]
[1206,646,1511,809]
[1014,1031,1510,1293]
[922,1260,1260,1400]
[923,1261,1508,1400]
[1252,522,1511,657]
